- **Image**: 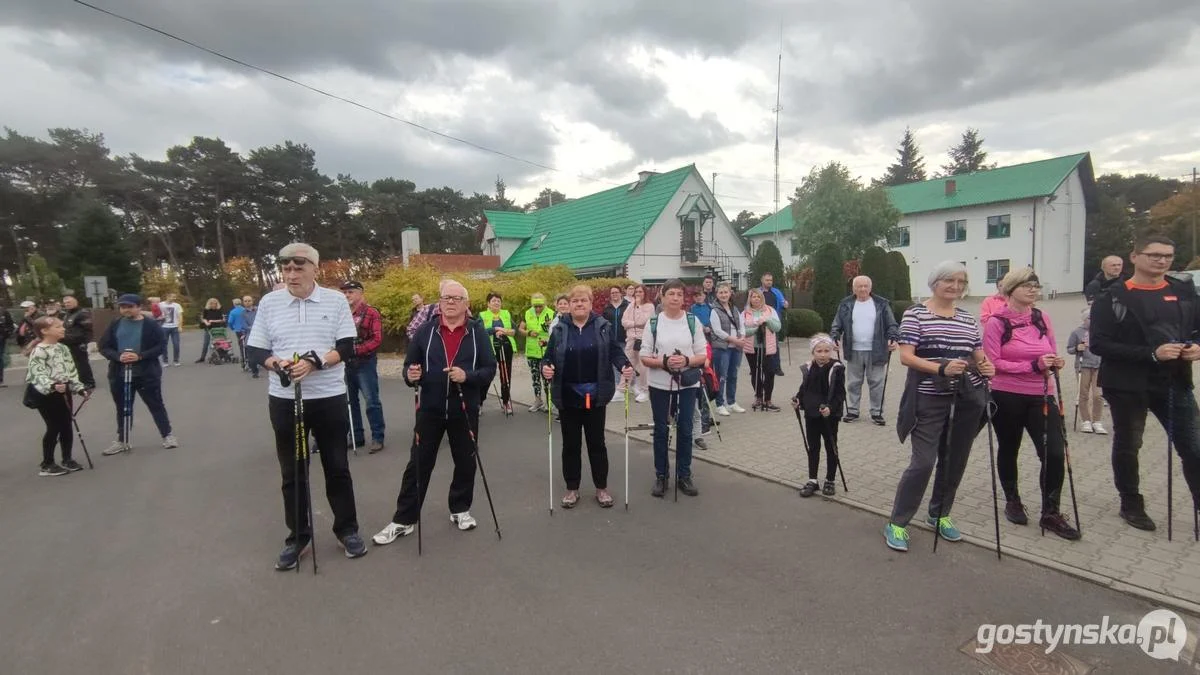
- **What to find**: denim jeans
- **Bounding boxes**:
[346,354,385,444]
[650,386,697,478]
[711,347,741,407]
[162,327,180,364]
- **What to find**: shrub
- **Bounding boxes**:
[786,308,824,337]
[891,299,913,324]
[859,246,892,299]
[887,250,912,302]
[749,240,785,289]
[813,243,845,331]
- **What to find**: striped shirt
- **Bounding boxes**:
[247,285,357,400]
[899,304,983,395]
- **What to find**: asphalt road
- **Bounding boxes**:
[1,343,1196,674]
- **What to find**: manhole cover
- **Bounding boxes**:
[960,637,1093,675]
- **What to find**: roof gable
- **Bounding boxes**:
[885,153,1091,215]
[500,165,695,271]
[742,204,794,237]
[482,210,536,239]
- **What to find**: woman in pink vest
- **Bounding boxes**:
[742,288,782,411]
[621,285,655,403]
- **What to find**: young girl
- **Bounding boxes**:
[1067,308,1104,434]
[792,334,846,497]
[25,316,89,476]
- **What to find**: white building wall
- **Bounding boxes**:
[746,233,801,269]
[1034,169,1087,296]
[478,224,523,266]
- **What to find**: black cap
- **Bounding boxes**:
[340,280,364,291]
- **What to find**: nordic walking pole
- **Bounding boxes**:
[411,386,423,556]
[933,372,962,553]
[1052,368,1082,536]
[698,379,722,442]
[624,383,630,511]
[880,350,893,412]
[824,416,848,492]
[293,372,317,574]
[123,360,133,450]
[346,391,358,457]
[1072,370,1081,432]
[982,380,1003,560]
[67,391,94,469]
[546,373,554,517]
[1168,384,1175,542]
[1040,372,1051,537]
[669,378,679,503]
[454,383,501,540]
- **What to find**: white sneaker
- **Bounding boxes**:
[612,391,625,403]
[729,403,747,413]
[1080,421,1093,433]
[102,441,130,456]
[173,362,182,367]
[716,406,731,416]
[162,435,179,449]
[451,512,477,531]
[372,522,415,545]
[1092,422,1107,435]
[635,392,649,403]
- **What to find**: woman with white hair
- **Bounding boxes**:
[884,261,995,552]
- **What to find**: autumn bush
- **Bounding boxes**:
[786,308,824,338]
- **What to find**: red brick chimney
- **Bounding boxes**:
[945,179,957,197]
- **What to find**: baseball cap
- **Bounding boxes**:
[20,300,35,308]
[117,293,142,306]
[340,280,364,291]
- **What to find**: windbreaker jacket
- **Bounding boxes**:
[404,317,497,417]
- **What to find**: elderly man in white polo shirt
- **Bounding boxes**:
[246,242,368,571]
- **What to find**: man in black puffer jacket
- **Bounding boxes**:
[1084,255,1127,303]
[61,295,95,390]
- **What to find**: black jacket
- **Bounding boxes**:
[601,299,630,344]
[1090,274,1200,392]
[404,317,496,417]
[99,317,166,380]
[543,313,630,410]
[794,360,846,418]
[1084,271,1127,303]
[62,307,94,346]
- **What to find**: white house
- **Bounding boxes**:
[743,153,1097,298]
[480,164,752,287]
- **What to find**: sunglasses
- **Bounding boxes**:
[277,257,312,267]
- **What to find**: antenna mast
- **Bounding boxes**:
[772,31,782,248]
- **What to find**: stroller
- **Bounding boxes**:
[207,327,237,365]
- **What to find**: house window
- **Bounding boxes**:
[531,232,548,250]
[987,214,1011,239]
[790,238,800,257]
[485,238,497,256]
[986,259,1010,283]
[889,226,910,248]
[945,220,967,243]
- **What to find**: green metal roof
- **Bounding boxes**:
[741,153,1093,235]
[499,165,695,272]
[483,210,536,239]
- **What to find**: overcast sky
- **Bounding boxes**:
[4,0,1199,213]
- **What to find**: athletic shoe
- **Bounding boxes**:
[799,480,819,498]
[338,533,368,558]
[194,358,205,364]
[102,441,130,456]
[274,539,312,571]
[699,421,712,436]
[677,476,699,497]
[162,435,179,449]
[842,414,859,423]
[871,414,886,426]
[61,459,84,473]
[883,523,909,552]
[635,392,649,403]
[651,476,668,498]
[1005,499,1029,525]
[821,480,835,496]
[39,463,69,477]
[1080,421,1094,433]
[926,516,962,542]
[716,406,731,416]
[372,522,415,545]
[1092,423,1107,435]
[694,437,708,451]
[173,362,181,367]
[1039,512,1081,541]
[763,402,781,412]
[368,440,385,454]
[451,512,477,531]
[504,402,514,416]
[729,403,747,413]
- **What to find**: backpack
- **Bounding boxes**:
[648,312,697,347]
[995,308,1047,346]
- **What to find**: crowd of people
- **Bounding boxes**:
[7,234,1199,568]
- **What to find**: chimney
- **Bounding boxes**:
[629,169,657,191]
[945,179,957,197]
[401,227,420,267]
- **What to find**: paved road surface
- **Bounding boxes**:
[1,342,1196,673]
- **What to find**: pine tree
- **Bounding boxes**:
[877,127,927,186]
[749,240,785,290]
[941,128,997,176]
[859,246,893,300]
[812,243,845,331]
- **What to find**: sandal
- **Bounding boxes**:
[561,491,579,509]
[596,489,614,508]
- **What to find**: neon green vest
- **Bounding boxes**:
[523,306,553,358]
[480,309,516,350]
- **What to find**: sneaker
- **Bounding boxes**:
[1092,422,1107,435]
[926,516,962,542]
[821,480,835,496]
[194,358,205,364]
[372,522,415,545]
[274,539,312,571]
[763,402,781,412]
[162,435,179,449]
[677,476,698,497]
[368,440,385,454]
[729,403,747,413]
[699,422,712,436]
[504,402,514,416]
[799,480,819,498]
[1080,421,1094,433]
[451,512,477,531]
[528,399,544,413]
[1005,499,1029,525]
[338,533,369,558]
[716,405,731,416]
[843,414,859,423]
[102,441,130,456]
[635,392,649,403]
[39,463,69,477]
[61,459,84,472]
[694,437,708,451]
[173,362,182,367]
[871,414,886,426]
[1039,512,1081,541]
[883,523,909,552]
[651,476,668,498]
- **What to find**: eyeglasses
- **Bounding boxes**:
[1139,252,1175,262]
[1018,282,1042,290]
[277,257,312,267]
[440,295,466,303]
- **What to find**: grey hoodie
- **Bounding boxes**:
[1067,326,1101,370]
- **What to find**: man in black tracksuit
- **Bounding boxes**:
[61,295,95,390]
[1090,235,1200,531]
[371,281,497,546]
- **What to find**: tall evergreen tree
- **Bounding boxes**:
[941,128,996,176]
[877,127,927,186]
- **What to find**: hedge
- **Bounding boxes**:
[786,308,824,338]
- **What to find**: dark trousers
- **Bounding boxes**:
[0,337,7,383]
[650,387,697,479]
[37,393,73,465]
[65,342,95,389]
[1105,387,1200,506]
[483,341,514,405]
[560,406,609,489]
[804,415,839,482]
[747,351,777,402]
[109,372,172,441]
[990,390,1065,512]
[268,394,359,544]
[391,410,478,524]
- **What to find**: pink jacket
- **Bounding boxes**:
[983,305,1058,396]
[621,303,655,341]
[979,293,1007,326]
[741,306,781,356]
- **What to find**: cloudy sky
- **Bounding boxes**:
[4,0,1199,214]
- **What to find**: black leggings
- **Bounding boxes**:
[483,341,514,405]
[990,389,1065,512]
[804,415,839,482]
[560,406,609,490]
[747,351,777,402]
[37,394,73,465]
